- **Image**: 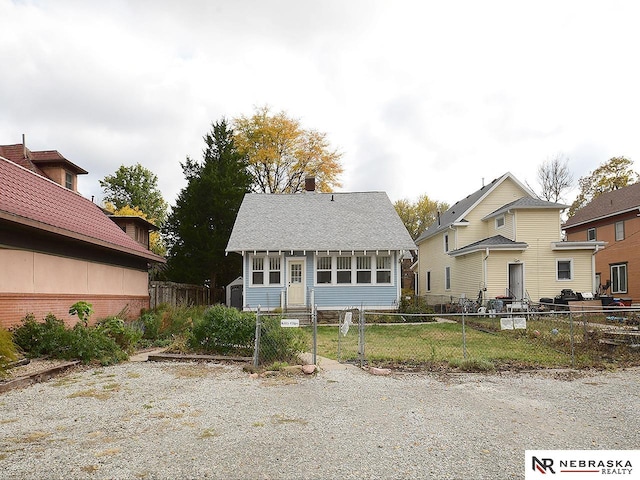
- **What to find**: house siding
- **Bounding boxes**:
[243,251,403,310]
[566,211,640,302]
[0,248,150,328]
[418,175,598,305]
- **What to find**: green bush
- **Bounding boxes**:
[139,304,205,341]
[259,316,308,364]
[190,305,255,356]
[398,294,435,319]
[11,313,128,365]
[97,316,143,353]
[0,327,19,376]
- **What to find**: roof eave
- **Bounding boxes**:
[551,241,606,251]
[563,207,640,229]
[0,211,165,263]
[449,244,528,257]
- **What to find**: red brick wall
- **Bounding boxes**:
[0,293,149,330]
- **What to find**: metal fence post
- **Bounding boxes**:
[359,306,365,368]
[569,310,575,368]
[313,304,318,366]
[462,309,468,360]
[253,305,262,368]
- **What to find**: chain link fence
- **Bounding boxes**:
[248,301,639,372]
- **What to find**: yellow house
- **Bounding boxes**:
[414,173,603,306]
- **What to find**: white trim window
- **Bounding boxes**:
[252,257,264,285]
[556,259,573,281]
[269,257,282,284]
[615,221,625,241]
[444,233,450,252]
[587,228,596,241]
[426,271,431,292]
[495,215,505,229]
[316,253,395,286]
[445,266,451,290]
[250,255,283,286]
[611,263,627,294]
[316,256,332,284]
[336,256,352,284]
[376,256,392,284]
[356,256,372,284]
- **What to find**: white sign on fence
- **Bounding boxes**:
[500,318,514,330]
[340,311,352,337]
[281,319,300,328]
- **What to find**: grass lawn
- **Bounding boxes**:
[305,318,636,370]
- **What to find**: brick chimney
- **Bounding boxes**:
[305,176,316,192]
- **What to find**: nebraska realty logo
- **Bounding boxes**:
[525,450,639,479]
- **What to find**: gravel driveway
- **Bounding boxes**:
[1,361,639,480]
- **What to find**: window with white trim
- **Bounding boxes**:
[251,255,282,286]
[615,221,625,241]
[252,257,264,285]
[269,257,281,284]
[444,233,449,252]
[495,215,505,229]
[587,228,596,241]
[445,266,451,290]
[316,256,332,284]
[356,256,372,284]
[376,256,391,284]
[557,259,572,280]
[611,263,627,294]
[336,256,352,284]
[426,271,431,292]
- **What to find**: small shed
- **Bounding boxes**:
[226,277,243,309]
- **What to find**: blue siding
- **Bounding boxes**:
[243,251,402,310]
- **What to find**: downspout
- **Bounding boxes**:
[592,245,601,294]
[483,248,490,297]
[242,251,247,310]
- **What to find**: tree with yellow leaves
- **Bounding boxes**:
[233,106,343,193]
[104,203,166,256]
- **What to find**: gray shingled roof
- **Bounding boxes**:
[226,192,416,253]
[564,182,640,228]
[482,196,568,220]
[415,173,519,244]
[449,235,528,256]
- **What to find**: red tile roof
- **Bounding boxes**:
[564,182,640,228]
[0,144,87,175]
[0,144,45,175]
[0,156,164,263]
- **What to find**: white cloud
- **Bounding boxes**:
[1,0,640,210]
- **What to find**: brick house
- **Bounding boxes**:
[0,141,165,329]
[563,183,640,304]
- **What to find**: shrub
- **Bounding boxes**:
[258,316,308,364]
[0,327,19,376]
[12,314,67,357]
[11,313,128,365]
[190,305,255,356]
[69,301,94,326]
[97,316,143,353]
[398,294,435,319]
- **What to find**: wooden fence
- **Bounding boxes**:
[149,281,212,309]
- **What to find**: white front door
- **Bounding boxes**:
[508,263,524,300]
[287,259,305,306]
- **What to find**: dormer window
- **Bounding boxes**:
[65,171,73,190]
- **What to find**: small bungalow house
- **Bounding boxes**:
[414,172,604,306]
[0,141,165,329]
[563,183,640,303]
[225,181,416,311]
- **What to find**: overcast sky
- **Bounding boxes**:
[2,0,639,209]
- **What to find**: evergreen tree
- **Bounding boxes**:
[163,120,251,290]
